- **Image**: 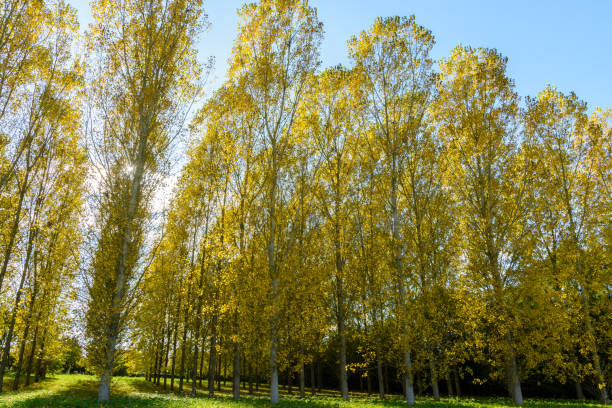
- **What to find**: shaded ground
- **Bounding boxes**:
[0,374,601,407]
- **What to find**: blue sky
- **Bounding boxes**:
[71,0,611,110]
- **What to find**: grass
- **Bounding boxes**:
[0,374,602,407]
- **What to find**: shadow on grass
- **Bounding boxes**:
[0,374,60,393]
[126,379,602,408]
[0,375,602,408]
[0,376,181,408]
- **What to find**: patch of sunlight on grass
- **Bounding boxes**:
[0,374,603,407]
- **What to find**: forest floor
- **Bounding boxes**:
[0,374,602,407]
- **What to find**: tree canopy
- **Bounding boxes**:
[0,0,609,406]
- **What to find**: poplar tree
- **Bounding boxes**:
[0,0,48,195]
[525,88,610,404]
[84,0,205,401]
[228,0,322,403]
[306,67,361,400]
[348,15,435,405]
[434,46,531,406]
[0,0,85,391]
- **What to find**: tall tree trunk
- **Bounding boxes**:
[13,281,38,390]
[208,307,218,396]
[216,351,221,391]
[159,332,165,386]
[269,278,279,404]
[403,351,415,405]
[454,369,461,397]
[192,210,214,398]
[163,326,171,389]
[98,127,148,402]
[191,262,206,394]
[310,363,315,396]
[267,158,280,404]
[332,169,349,402]
[159,336,164,386]
[153,338,160,385]
[170,297,180,391]
[34,328,48,383]
[384,364,389,396]
[446,371,453,397]
[160,326,167,385]
[505,332,523,406]
[248,361,253,395]
[0,228,34,393]
[391,173,414,405]
[223,354,227,386]
[25,324,39,386]
[575,381,585,400]
[337,279,349,401]
[592,341,609,403]
[377,348,384,399]
[317,361,322,392]
[233,340,240,399]
[299,360,305,398]
[179,294,189,392]
[366,367,371,396]
[0,168,28,293]
[191,329,199,396]
[198,336,205,387]
[13,327,29,390]
[40,360,48,379]
[430,360,440,401]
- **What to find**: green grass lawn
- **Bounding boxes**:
[0,374,601,407]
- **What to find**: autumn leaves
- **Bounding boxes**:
[132,3,610,407]
[1,0,608,406]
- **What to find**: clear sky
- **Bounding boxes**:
[71,0,611,110]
